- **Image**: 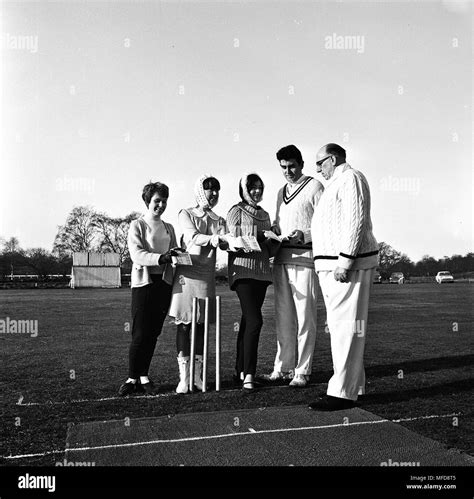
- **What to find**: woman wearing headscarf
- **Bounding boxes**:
[226,173,276,392]
[119,181,180,396]
[169,174,228,393]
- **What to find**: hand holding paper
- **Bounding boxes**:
[171,250,193,266]
[263,230,289,242]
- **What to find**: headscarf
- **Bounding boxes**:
[240,172,263,208]
[192,174,222,222]
[194,174,213,209]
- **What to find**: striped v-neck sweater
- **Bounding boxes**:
[273,175,324,268]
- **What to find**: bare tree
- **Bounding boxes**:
[0,237,25,277]
[53,206,98,256]
[93,211,141,265]
[3,236,22,254]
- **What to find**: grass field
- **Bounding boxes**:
[0,282,473,466]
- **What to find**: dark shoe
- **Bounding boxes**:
[141,381,157,395]
[308,395,355,411]
[118,381,137,397]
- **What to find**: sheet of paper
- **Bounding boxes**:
[227,235,261,252]
[264,230,282,242]
[241,235,261,252]
[171,253,193,265]
[263,231,289,242]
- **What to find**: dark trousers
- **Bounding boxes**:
[234,279,269,377]
[129,274,172,378]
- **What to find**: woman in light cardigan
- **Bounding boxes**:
[118,182,179,397]
[226,173,276,392]
[168,174,228,394]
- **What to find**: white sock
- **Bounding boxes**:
[140,376,150,384]
[126,378,137,384]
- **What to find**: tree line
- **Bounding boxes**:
[377,242,473,280]
[0,206,139,279]
[0,205,472,279]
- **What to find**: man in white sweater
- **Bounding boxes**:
[309,143,378,411]
[265,145,324,387]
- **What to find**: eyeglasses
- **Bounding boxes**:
[316,155,333,167]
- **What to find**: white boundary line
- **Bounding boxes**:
[16,392,176,406]
[15,387,251,406]
[14,381,330,406]
[3,412,461,460]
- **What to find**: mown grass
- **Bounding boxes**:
[0,282,472,465]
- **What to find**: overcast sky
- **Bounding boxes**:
[1,0,472,262]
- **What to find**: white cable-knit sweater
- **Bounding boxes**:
[311,163,378,271]
[273,175,324,268]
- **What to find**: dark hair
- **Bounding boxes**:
[142,182,169,208]
[202,177,220,191]
[325,143,346,161]
[239,174,263,202]
[276,144,303,165]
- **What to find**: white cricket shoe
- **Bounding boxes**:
[289,374,309,387]
[263,370,294,382]
[176,356,190,394]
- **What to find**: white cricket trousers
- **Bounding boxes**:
[273,264,318,376]
[318,268,375,401]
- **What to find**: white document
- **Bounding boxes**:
[263,230,289,242]
[171,253,193,266]
[227,235,261,252]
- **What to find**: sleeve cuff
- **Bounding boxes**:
[337,253,355,270]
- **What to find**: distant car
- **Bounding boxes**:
[435,271,454,284]
[373,271,382,284]
[389,272,405,284]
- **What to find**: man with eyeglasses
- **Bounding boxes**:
[309,143,379,411]
[263,144,324,387]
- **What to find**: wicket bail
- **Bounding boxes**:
[189,296,221,393]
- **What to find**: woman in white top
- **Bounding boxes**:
[118,182,180,397]
[169,174,228,393]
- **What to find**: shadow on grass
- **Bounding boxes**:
[13,354,472,403]
[298,354,474,386]
[361,378,473,407]
[364,354,474,378]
